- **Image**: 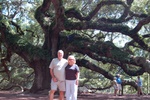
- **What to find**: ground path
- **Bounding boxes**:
[0,91,150,100]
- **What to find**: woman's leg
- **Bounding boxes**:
[66,80,71,100]
[71,80,78,100]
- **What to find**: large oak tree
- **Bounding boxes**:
[0,0,150,93]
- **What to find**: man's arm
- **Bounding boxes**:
[50,68,58,82]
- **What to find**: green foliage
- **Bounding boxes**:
[1,0,150,93]
[27,46,50,60]
[101,41,130,61]
[79,67,111,89]
[0,54,34,90]
[2,22,48,60]
[131,0,150,14]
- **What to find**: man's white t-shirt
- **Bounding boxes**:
[49,58,68,81]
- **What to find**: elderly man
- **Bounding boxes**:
[49,50,68,100]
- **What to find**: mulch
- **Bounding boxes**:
[0,91,150,100]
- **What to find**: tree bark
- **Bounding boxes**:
[29,60,51,93]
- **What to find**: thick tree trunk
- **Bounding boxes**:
[42,61,51,89]
[30,60,51,93]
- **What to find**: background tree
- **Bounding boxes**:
[0,0,150,93]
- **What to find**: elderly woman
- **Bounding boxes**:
[65,55,80,100]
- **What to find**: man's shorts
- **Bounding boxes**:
[137,86,142,91]
[51,79,65,91]
[118,84,122,90]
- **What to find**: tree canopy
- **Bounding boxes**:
[0,0,150,93]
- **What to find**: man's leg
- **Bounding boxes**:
[59,91,65,100]
[59,81,66,100]
[50,79,57,100]
[140,87,143,95]
[118,84,122,95]
[49,90,55,100]
[119,90,121,95]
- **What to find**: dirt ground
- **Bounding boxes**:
[0,91,150,100]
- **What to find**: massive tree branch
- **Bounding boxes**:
[41,0,51,12]
[65,0,128,21]
[63,20,149,52]
[0,19,48,69]
[77,59,113,80]
[131,16,150,33]
[60,34,149,74]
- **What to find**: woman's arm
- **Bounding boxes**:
[76,72,80,85]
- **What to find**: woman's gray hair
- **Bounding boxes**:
[68,55,76,60]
